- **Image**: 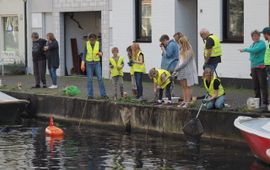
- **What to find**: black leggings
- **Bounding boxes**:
[251,68,268,105]
[159,82,172,100]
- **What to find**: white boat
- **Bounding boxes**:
[0,91,29,124]
[234,116,270,164]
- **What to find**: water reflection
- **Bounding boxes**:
[0,123,265,169]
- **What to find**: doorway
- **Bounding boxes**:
[175,0,198,59]
[64,11,101,75]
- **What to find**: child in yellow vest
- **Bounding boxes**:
[126,46,137,96]
[109,47,124,99]
[149,68,172,104]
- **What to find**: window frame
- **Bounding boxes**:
[222,0,244,43]
[135,0,152,43]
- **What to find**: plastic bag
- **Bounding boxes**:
[63,86,81,96]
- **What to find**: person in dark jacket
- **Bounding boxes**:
[44,33,60,89]
[31,32,47,88]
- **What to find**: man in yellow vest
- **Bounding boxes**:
[262,27,270,82]
[202,68,225,109]
[149,68,172,104]
[109,47,124,99]
[81,33,107,99]
[200,28,222,72]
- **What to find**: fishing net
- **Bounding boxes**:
[63,86,81,96]
[183,118,204,137]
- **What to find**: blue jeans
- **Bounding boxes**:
[204,63,218,71]
[134,72,143,98]
[206,95,225,110]
[49,67,57,85]
[86,62,107,97]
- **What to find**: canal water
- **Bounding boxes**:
[0,120,268,170]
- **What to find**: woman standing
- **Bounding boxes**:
[131,43,146,100]
[44,33,60,89]
[240,30,268,109]
[173,36,198,108]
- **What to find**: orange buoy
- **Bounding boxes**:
[45,116,64,137]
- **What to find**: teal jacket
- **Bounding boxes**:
[244,40,266,68]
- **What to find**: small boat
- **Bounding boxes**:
[234,116,270,164]
[0,91,29,124]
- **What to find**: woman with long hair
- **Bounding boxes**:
[131,43,146,100]
[173,36,198,108]
[44,33,60,89]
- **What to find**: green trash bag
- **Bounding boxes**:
[63,86,81,96]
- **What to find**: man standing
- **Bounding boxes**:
[159,34,179,73]
[262,27,270,77]
[31,32,47,88]
[200,28,222,71]
[81,33,108,99]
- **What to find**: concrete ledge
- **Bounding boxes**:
[5,91,267,142]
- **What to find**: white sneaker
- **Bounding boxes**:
[48,85,58,89]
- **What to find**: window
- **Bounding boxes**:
[223,0,244,43]
[135,0,152,42]
[3,16,19,52]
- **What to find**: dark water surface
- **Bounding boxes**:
[0,120,269,170]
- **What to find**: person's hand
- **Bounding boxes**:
[80,61,86,72]
[202,98,212,104]
[172,71,177,77]
[44,46,48,51]
[239,49,244,53]
[154,88,157,93]
[96,52,103,57]
[157,85,161,89]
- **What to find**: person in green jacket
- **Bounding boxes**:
[262,27,270,80]
[240,30,268,108]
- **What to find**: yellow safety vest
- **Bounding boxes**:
[109,56,124,77]
[203,77,224,97]
[86,41,100,62]
[154,69,171,89]
[204,35,222,57]
[133,51,146,73]
[264,42,270,65]
[130,63,135,76]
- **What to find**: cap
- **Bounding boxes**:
[261,27,270,34]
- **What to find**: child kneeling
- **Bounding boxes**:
[149,68,172,104]
[109,47,124,99]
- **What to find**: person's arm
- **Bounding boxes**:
[243,41,266,54]
[82,46,87,62]
[162,43,175,58]
[159,73,169,86]
[174,52,193,72]
[47,40,58,50]
[204,38,214,62]
[133,54,144,64]
[81,45,87,72]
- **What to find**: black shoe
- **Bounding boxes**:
[101,95,109,100]
[87,96,94,100]
[32,85,40,88]
[43,85,47,88]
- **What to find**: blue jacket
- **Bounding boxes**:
[243,40,266,68]
[161,40,179,72]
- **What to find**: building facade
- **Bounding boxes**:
[0,0,26,65]
[0,0,269,79]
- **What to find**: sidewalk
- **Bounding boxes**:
[0,75,254,110]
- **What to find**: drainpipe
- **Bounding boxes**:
[23,0,28,72]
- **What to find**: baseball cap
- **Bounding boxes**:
[261,27,270,34]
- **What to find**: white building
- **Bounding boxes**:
[0,0,26,65]
[0,0,269,80]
